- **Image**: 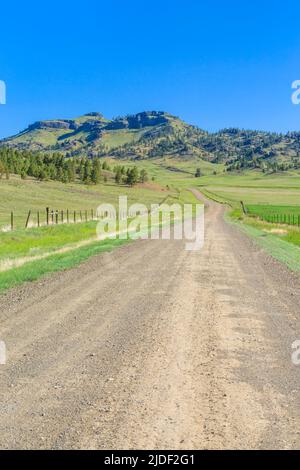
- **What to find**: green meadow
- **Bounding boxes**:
[196,171,300,207]
[195,170,300,267]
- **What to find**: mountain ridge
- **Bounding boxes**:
[2,111,300,172]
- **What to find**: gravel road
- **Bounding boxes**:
[0,192,300,449]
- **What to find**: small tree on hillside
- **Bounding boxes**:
[140,169,148,183]
[126,166,139,186]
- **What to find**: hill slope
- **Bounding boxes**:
[2,111,300,171]
[2,111,194,156]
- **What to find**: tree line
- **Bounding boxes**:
[0,147,149,186]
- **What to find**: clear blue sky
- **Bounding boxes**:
[0,0,299,139]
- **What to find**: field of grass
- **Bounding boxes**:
[0,237,129,292]
[0,174,175,230]
[198,170,300,188]
[196,170,300,270]
[196,171,300,207]
[113,158,208,190]
[247,204,300,216]
[246,204,300,226]
[203,186,300,206]
[197,171,300,230]
[230,210,300,243]
[0,220,100,262]
[156,157,224,177]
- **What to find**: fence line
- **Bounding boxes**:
[1,194,171,232]
[0,208,104,232]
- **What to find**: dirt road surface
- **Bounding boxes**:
[0,192,300,449]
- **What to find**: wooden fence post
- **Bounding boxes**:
[25,210,31,229]
[67,209,69,224]
[37,211,40,227]
[240,201,247,215]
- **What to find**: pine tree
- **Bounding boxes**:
[83,159,92,184]
[91,159,101,184]
[126,167,139,186]
[66,160,76,182]
[115,167,123,184]
[0,161,5,179]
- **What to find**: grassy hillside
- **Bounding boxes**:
[3,110,300,171]
[0,173,173,229]
[2,111,191,158]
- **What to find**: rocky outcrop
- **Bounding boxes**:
[105,111,169,131]
[28,120,80,131]
[84,112,104,118]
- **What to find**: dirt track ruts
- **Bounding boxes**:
[0,191,300,449]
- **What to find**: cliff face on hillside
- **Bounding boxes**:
[105,112,169,130]
[28,120,77,131]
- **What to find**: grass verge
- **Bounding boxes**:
[226,211,300,272]
[198,186,300,272]
[0,237,130,293]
